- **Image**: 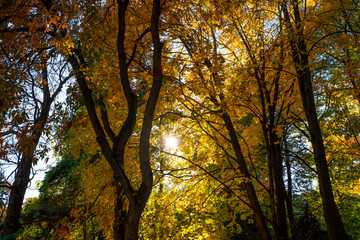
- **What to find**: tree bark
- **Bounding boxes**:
[281,1,350,239]
[269,135,288,240]
[222,113,272,240]
[2,155,33,236]
[113,179,127,240]
[202,49,271,240]
[259,98,288,240]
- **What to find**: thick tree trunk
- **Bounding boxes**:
[263,119,288,240]
[113,206,142,240]
[270,138,288,240]
[113,196,149,240]
[222,113,272,240]
[297,68,350,240]
[113,180,126,240]
[281,1,350,239]
[1,156,32,236]
[112,178,148,240]
[123,205,143,240]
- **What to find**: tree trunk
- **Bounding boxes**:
[270,136,288,240]
[222,113,272,240]
[297,62,350,240]
[71,1,162,239]
[281,1,350,239]
[82,219,87,240]
[113,194,148,240]
[123,205,143,240]
[284,139,295,236]
[297,67,350,240]
[236,10,288,237]
[1,155,32,236]
[255,60,288,240]
[262,117,288,240]
[261,89,288,240]
[113,180,126,240]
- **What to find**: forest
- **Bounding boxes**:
[0,0,360,239]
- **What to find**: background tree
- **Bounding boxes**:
[281,0,351,239]
[0,51,70,237]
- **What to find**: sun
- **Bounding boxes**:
[165,136,178,150]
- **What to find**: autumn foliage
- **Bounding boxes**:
[1,0,360,240]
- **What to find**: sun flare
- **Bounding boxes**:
[165,136,178,150]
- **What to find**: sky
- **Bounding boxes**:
[25,156,58,200]
[3,153,58,201]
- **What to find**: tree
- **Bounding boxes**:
[1,0,164,238]
[280,0,350,239]
[0,0,75,235]
[164,3,272,237]
[0,55,70,236]
[65,0,164,239]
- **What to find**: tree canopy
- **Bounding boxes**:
[1,0,360,240]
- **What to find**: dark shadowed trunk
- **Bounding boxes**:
[201,55,272,240]
[222,113,272,240]
[284,138,295,235]
[2,155,33,236]
[68,1,163,239]
[257,81,288,240]
[281,1,350,239]
[256,68,288,240]
[268,135,288,240]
